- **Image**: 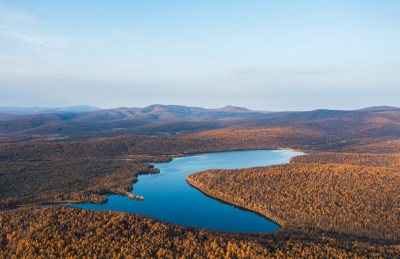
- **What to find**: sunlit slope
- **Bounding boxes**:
[1,206,399,258]
[187,152,400,241]
[1,105,400,143]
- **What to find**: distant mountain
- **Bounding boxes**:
[71,104,268,122]
[1,104,400,143]
[214,105,250,112]
[0,106,99,115]
[360,106,400,112]
[44,106,100,113]
[0,112,18,121]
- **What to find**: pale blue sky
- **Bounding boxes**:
[0,0,399,110]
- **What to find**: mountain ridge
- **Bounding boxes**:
[0,105,99,115]
[1,104,400,143]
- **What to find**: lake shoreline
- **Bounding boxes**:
[69,149,300,232]
[185,179,284,229]
[3,149,300,211]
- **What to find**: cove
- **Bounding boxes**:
[70,149,302,233]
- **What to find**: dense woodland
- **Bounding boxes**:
[0,127,335,161]
[346,139,400,154]
[0,128,319,210]
[2,106,400,257]
[187,153,400,241]
[291,151,400,167]
[1,206,399,258]
[0,159,158,209]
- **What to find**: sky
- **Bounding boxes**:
[0,0,399,111]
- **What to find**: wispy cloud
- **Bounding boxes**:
[0,25,68,47]
[0,2,68,48]
[225,67,324,78]
[0,2,42,24]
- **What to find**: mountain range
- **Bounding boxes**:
[0,105,99,115]
[0,104,268,122]
[0,104,400,143]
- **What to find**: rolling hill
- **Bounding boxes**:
[1,105,400,143]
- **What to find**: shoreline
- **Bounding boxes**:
[2,148,303,222]
[277,147,308,154]
[186,177,287,229]
[186,179,284,229]
[1,200,93,212]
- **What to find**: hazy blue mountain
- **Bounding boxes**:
[0,106,99,114]
[1,104,400,143]
[360,106,400,112]
[71,104,269,122]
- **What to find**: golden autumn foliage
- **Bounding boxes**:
[1,206,399,258]
[0,159,158,209]
[187,152,400,241]
[0,127,325,161]
[291,152,400,167]
[346,139,400,154]
[2,123,400,257]
[0,127,324,210]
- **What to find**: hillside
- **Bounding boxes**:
[187,157,400,241]
[1,105,400,143]
[2,206,399,258]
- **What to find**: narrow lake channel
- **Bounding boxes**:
[70,149,302,232]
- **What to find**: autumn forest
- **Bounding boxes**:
[2,105,400,258]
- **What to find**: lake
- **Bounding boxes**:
[71,149,302,232]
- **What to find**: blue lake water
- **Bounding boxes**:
[70,149,302,232]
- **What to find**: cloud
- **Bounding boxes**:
[0,25,68,48]
[0,2,68,48]
[0,2,42,24]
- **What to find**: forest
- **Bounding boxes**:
[0,128,320,161]
[187,152,400,241]
[0,159,159,209]
[1,206,399,258]
[2,107,400,257]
